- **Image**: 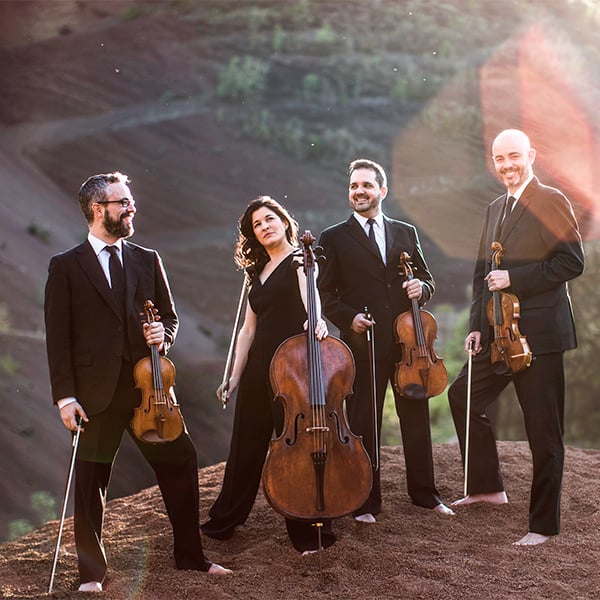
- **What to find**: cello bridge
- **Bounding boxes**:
[306,426,329,433]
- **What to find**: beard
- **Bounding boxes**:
[103,211,134,238]
[351,194,380,213]
[500,164,531,190]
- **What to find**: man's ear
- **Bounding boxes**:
[528,147,536,165]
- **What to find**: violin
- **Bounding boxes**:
[131,300,184,443]
[394,252,447,400]
[486,242,533,374]
[262,231,372,520]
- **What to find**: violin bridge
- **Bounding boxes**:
[306,426,329,433]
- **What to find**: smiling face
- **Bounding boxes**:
[491,130,536,194]
[348,167,387,218]
[98,181,136,240]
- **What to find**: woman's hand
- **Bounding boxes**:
[217,377,239,405]
[304,318,328,340]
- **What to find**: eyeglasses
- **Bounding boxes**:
[97,198,134,208]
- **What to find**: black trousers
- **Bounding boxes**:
[201,358,335,552]
[347,356,442,516]
[74,362,210,583]
[448,349,565,536]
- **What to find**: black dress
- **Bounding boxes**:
[201,254,336,551]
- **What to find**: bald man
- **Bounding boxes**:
[448,129,584,545]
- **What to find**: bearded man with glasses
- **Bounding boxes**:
[44,171,231,593]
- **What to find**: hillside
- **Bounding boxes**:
[0,0,599,542]
[1,443,600,599]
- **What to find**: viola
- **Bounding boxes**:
[486,242,532,374]
[394,252,447,400]
[262,231,372,520]
[131,299,184,443]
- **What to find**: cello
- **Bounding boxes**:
[262,231,373,520]
[486,242,532,374]
[393,252,447,400]
[131,299,184,443]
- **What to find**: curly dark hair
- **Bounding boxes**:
[234,196,298,279]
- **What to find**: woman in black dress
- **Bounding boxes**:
[201,196,336,553]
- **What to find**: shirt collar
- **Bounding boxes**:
[510,174,534,201]
[353,212,384,228]
[88,232,123,257]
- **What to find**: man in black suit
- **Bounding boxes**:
[44,172,231,592]
[448,129,584,545]
[318,158,453,523]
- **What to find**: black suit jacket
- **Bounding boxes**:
[318,215,434,361]
[470,176,584,354]
[44,239,178,415]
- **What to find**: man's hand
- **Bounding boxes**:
[485,269,511,292]
[403,278,423,300]
[351,313,375,334]
[143,320,165,351]
[465,331,482,355]
[59,401,89,431]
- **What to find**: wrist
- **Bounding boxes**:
[57,397,77,410]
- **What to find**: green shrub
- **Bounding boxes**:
[0,353,17,376]
[272,24,285,52]
[302,73,321,102]
[0,303,9,333]
[241,109,273,144]
[27,221,51,243]
[8,519,33,541]
[216,56,270,102]
[31,491,57,524]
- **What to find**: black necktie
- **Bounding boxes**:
[106,245,125,315]
[502,195,516,225]
[367,218,378,251]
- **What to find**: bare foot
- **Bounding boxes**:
[513,532,551,546]
[354,513,376,523]
[78,582,103,593]
[208,563,233,575]
[433,503,456,516]
[451,491,508,506]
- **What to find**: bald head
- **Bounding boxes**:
[491,129,536,193]
[492,129,531,156]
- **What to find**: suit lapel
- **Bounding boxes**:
[122,241,140,310]
[345,215,382,261]
[75,240,123,322]
[491,195,507,241]
[384,217,403,267]
[499,177,538,244]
